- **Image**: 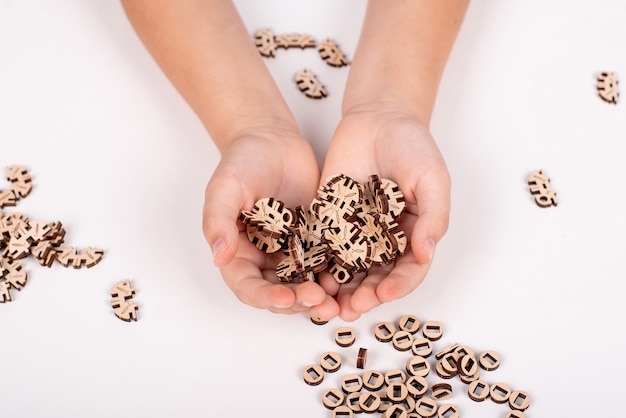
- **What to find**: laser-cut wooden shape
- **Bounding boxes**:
[335,327,356,347]
[111,298,138,322]
[80,247,104,268]
[3,235,31,259]
[26,220,50,243]
[468,380,490,402]
[240,197,294,248]
[379,178,405,218]
[431,383,452,401]
[357,213,397,265]
[1,259,27,290]
[320,352,342,373]
[254,28,277,57]
[479,350,501,371]
[295,69,327,99]
[275,33,316,49]
[490,382,512,404]
[322,388,344,410]
[56,246,79,268]
[6,166,30,182]
[111,279,138,322]
[341,374,363,394]
[318,39,348,67]
[294,205,327,250]
[0,189,17,208]
[437,404,459,418]
[363,370,385,391]
[303,364,324,386]
[509,390,531,411]
[0,280,11,302]
[597,71,619,104]
[30,240,56,267]
[356,347,367,369]
[528,169,557,207]
[323,223,371,272]
[374,321,396,342]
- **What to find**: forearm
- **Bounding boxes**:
[344,0,469,125]
[121,0,297,152]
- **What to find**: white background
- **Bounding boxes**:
[1,1,625,417]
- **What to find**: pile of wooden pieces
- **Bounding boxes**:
[240,174,406,284]
[253,28,349,99]
[0,166,104,303]
[303,315,531,417]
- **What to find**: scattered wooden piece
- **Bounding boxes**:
[406,355,430,377]
[110,279,138,322]
[422,321,443,341]
[310,316,329,326]
[392,330,414,352]
[276,33,316,50]
[358,392,381,413]
[528,169,557,207]
[490,382,512,404]
[384,369,407,386]
[356,347,368,369]
[322,388,344,410]
[479,350,501,371]
[346,392,363,413]
[597,71,619,104]
[340,374,363,394]
[431,383,453,401]
[509,390,531,411]
[303,364,324,386]
[254,28,277,57]
[398,314,420,334]
[318,38,349,67]
[505,411,527,418]
[384,404,408,418]
[468,380,490,402]
[411,338,433,357]
[362,370,385,391]
[437,404,460,418]
[414,397,438,418]
[335,327,356,347]
[295,69,328,99]
[332,405,354,418]
[374,321,396,342]
[320,352,342,373]
[406,375,428,399]
[386,382,408,403]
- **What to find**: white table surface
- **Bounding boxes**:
[1,1,625,417]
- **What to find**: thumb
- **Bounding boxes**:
[409,170,451,265]
[202,170,244,267]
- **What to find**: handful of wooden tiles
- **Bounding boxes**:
[240,174,406,284]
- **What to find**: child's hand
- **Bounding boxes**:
[203,128,340,319]
[319,106,451,321]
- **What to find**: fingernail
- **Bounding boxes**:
[299,300,313,309]
[211,238,226,258]
[423,238,435,262]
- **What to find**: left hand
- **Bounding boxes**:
[319,105,451,321]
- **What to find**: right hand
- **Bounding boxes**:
[202,127,340,319]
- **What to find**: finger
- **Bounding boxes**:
[317,270,341,297]
[350,269,389,314]
[220,257,296,310]
[202,167,246,267]
[306,293,340,321]
[336,278,365,322]
[290,281,327,312]
[409,169,451,265]
[375,250,431,303]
